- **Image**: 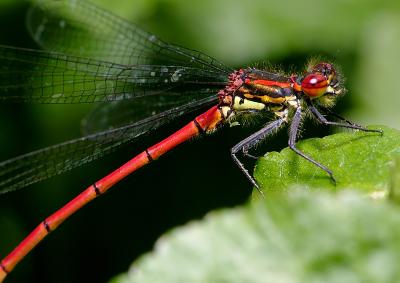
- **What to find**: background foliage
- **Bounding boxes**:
[0,0,398,282]
[113,190,400,283]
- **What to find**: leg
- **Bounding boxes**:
[231,118,285,195]
[289,106,336,183]
[308,102,383,134]
[319,106,362,127]
[241,149,259,160]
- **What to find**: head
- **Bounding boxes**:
[299,62,345,107]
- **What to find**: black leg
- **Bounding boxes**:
[318,106,362,127]
[308,102,383,134]
[289,107,336,183]
[231,118,285,195]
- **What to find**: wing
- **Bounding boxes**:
[0,95,216,194]
[82,89,218,134]
[26,0,231,73]
[0,45,227,103]
[0,0,228,192]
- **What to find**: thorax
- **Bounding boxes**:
[218,68,300,120]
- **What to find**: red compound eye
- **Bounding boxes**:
[301,73,328,97]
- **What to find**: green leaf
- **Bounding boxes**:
[254,125,400,196]
[110,190,400,283]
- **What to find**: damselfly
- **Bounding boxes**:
[0,0,382,281]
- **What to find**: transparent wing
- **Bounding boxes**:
[27,0,231,73]
[0,95,216,194]
[0,45,227,103]
[82,89,218,135]
[0,0,229,192]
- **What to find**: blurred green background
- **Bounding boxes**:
[0,0,399,282]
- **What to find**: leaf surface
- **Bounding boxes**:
[254,125,400,196]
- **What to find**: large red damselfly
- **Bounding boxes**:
[0,0,382,281]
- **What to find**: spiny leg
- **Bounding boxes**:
[231,118,285,195]
[289,106,336,183]
[308,102,383,134]
[318,106,362,127]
